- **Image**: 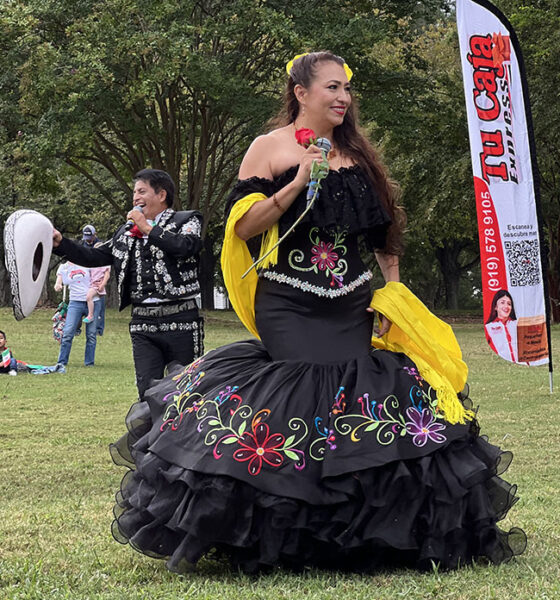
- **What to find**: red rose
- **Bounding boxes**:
[295,128,316,148]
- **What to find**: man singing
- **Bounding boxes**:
[52,169,204,395]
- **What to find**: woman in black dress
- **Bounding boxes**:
[111,51,526,574]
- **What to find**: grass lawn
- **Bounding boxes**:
[0,307,559,600]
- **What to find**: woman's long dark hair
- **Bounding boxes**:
[269,51,405,254]
[486,289,517,323]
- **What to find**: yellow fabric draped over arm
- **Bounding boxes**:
[221,193,279,338]
[370,282,473,424]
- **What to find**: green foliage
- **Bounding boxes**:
[371,18,479,308]
[2,0,294,220]
[0,1,451,217]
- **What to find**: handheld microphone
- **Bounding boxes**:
[125,205,143,230]
[306,137,332,205]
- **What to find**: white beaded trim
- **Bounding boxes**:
[261,270,373,298]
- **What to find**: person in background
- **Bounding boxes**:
[81,225,106,335]
[0,330,18,376]
[81,224,99,247]
[83,265,111,324]
[52,169,204,395]
[54,261,101,370]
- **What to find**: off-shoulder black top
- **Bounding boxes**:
[225,165,392,298]
[225,165,392,251]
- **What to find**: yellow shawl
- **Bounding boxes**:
[221,194,473,424]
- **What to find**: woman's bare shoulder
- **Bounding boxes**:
[238,134,275,180]
[239,127,300,180]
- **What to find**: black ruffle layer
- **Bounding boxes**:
[110,344,526,574]
[224,165,392,251]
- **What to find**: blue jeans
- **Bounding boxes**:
[97,295,106,335]
[57,300,101,366]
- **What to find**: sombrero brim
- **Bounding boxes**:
[3,209,53,320]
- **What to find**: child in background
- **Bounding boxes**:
[0,330,17,376]
[82,266,110,324]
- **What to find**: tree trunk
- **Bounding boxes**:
[547,270,560,323]
[546,217,560,324]
[0,259,11,306]
[435,243,463,310]
[104,274,119,309]
[199,234,216,310]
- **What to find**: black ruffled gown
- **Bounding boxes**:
[110,166,526,573]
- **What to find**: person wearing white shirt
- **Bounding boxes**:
[54,261,101,368]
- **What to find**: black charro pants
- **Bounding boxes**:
[129,306,204,397]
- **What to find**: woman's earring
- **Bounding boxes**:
[301,106,306,116]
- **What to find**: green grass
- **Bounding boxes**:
[0,307,559,599]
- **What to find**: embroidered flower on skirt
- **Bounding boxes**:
[405,407,447,447]
[233,422,285,476]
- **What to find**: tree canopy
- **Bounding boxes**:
[2,0,556,314]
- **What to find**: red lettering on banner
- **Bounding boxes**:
[467,53,504,78]
[474,69,498,93]
[473,90,500,121]
[469,35,493,58]
[479,130,508,182]
[473,176,507,322]
[468,35,504,121]
[464,32,518,183]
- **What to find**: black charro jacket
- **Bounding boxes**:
[54,209,203,311]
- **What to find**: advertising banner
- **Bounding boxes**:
[456,0,550,366]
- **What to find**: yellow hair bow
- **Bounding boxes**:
[286,52,353,81]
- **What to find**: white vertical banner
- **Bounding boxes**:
[456,0,551,367]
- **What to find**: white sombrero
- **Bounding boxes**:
[3,209,53,320]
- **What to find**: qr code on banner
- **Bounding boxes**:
[504,239,541,286]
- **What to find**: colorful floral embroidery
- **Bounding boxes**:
[334,385,446,447]
[233,422,285,475]
[160,362,448,475]
[198,400,309,475]
[174,356,204,380]
[403,366,423,387]
[288,227,348,288]
[214,385,239,405]
[331,386,346,415]
[405,407,447,447]
[160,359,206,431]
[310,417,337,460]
[311,241,338,271]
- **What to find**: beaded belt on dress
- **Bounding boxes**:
[131,299,197,317]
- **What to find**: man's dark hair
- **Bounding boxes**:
[0,330,6,339]
[134,169,175,207]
